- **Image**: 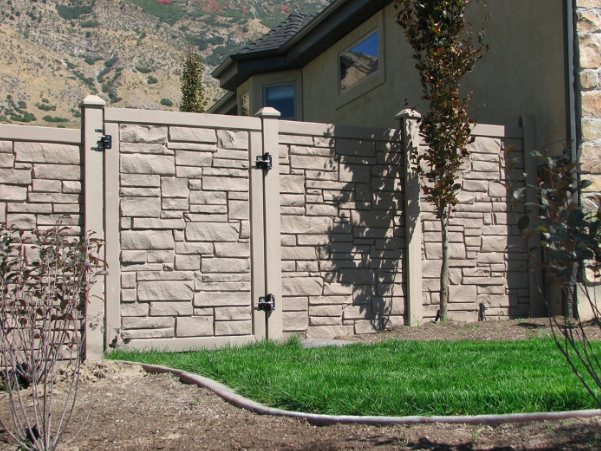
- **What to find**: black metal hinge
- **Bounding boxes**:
[258,293,275,312]
[256,152,272,171]
[92,129,112,152]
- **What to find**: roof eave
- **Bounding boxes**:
[212,0,394,91]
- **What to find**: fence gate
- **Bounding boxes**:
[82,98,282,358]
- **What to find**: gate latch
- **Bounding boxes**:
[258,294,275,312]
[92,129,112,152]
[256,152,272,171]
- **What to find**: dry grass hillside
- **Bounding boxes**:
[0,0,326,128]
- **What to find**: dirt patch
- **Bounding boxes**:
[337,317,601,343]
[1,318,601,450]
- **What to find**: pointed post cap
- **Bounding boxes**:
[79,95,106,108]
[395,109,422,120]
[254,107,281,118]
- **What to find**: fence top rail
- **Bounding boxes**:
[279,120,402,142]
[0,124,81,144]
[471,123,523,139]
[104,108,262,131]
[279,120,522,141]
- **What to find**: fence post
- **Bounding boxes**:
[396,109,423,325]
[522,114,545,317]
[255,107,283,339]
[81,95,106,359]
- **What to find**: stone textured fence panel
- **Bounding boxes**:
[0,124,82,236]
[110,118,255,344]
[419,130,529,321]
[0,104,537,356]
[277,122,406,339]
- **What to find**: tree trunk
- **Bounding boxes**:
[440,209,449,321]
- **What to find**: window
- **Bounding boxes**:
[340,31,379,93]
[239,91,250,116]
[265,84,295,119]
[335,13,385,110]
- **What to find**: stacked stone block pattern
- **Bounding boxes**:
[0,139,82,234]
[279,133,406,338]
[118,124,252,341]
[578,1,601,192]
[420,137,529,320]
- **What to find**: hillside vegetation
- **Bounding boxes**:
[0,0,327,128]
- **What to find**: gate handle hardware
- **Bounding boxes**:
[256,152,272,171]
[92,129,112,152]
[258,294,275,312]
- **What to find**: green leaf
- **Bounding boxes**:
[517,215,530,231]
[513,187,526,200]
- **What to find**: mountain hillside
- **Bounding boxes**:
[0,0,327,128]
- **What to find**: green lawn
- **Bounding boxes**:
[108,337,601,416]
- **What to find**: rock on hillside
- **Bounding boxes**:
[0,0,326,128]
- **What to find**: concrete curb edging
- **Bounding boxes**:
[120,361,601,426]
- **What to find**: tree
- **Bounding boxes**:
[396,0,488,321]
[180,44,207,113]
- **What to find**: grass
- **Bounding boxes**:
[108,337,601,417]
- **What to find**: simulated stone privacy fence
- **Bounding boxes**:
[0,97,539,358]
[0,124,82,234]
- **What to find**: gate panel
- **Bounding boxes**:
[102,109,269,350]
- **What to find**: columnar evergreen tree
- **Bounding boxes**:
[396,0,487,321]
[180,44,207,113]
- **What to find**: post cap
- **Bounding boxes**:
[79,95,106,108]
[395,109,422,120]
[254,107,281,118]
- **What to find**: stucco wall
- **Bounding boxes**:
[301,0,566,154]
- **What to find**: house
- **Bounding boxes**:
[210,0,574,162]
[210,0,601,320]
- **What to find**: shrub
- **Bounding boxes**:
[147,75,158,85]
[55,3,93,20]
[80,19,99,28]
[104,56,118,68]
[505,147,601,406]
[135,65,153,74]
[160,98,173,107]
[42,115,69,122]
[0,222,105,450]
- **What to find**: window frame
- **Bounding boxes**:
[335,12,386,110]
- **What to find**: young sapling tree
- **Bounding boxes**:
[396,0,488,320]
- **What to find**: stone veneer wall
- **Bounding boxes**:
[578,1,601,191]
[116,123,253,341]
[420,136,528,321]
[278,129,406,339]
[0,127,82,236]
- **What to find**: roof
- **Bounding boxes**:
[212,0,393,91]
[240,12,316,54]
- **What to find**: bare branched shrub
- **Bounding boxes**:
[503,147,601,406]
[0,221,105,450]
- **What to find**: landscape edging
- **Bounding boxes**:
[116,360,601,425]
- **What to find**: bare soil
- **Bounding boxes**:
[1,318,601,451]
